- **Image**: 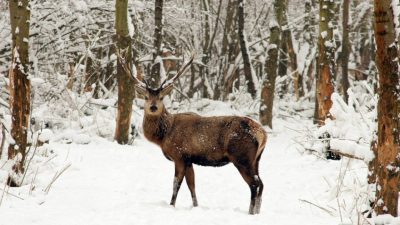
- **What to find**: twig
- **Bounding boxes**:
[0,186,24,202]
[29,167,39,195]
[329,149,365,161]
[0,123,5,159]
[299,199,335,216]
[44,163,72,194]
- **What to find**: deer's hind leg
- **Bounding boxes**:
[253,160,263,214]
[234,163,262,215]
[185,163,198,207]
[229,134,263,214]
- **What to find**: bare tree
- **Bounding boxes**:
[316,0,335,125]
[260,1,281,128]
[341,0,350,103]
[369,0,400,216]
[238,0,256,98]
[150,0,163,88]
[114,0,135,144]
[7,0,31,186]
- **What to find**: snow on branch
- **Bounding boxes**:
[302,84,377,162]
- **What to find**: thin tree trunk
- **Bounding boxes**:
[286,28,303,99]
[150,0,163,88]
[341,0,350,103]
[371,0,400,216]
[201,0,211,98]
[276,0,288,98]
[114,0,135,144]
[260,10,280,128]
[8,0,31,184]
[316,0,335,125]
[221,0,239,100]
[238,0,256,98]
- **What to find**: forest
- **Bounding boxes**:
[0,0,400,224]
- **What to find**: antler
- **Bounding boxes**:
[117,49,148,91]
[160,53,195,89]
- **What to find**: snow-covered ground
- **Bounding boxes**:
[0,113,369,225]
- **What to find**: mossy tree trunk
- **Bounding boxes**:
[114,0,135,144]
[341,0,350,103]
[260,2,281,128]
[150,0,163,88]
[238,0,256,98]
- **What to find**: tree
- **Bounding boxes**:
[276,0,288,98]
[7,0,31,186]
[149,0,163,88]
[369,0,400,216]
[260,1,281,128]
[238,0,256,98]
[341,0,350,103]
[114,0,135,144]
[316,0,335,125]
[220,0,240,100]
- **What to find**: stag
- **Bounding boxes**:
[120,54,267,214]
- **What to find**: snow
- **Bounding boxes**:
[320,31,327,39]
[374,214,400,225]
[0,120,348,225]
[0,98,371,225]
[127,7,135,38]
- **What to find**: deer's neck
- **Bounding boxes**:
[143,109,171,145]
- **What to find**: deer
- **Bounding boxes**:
[119,54,267,215]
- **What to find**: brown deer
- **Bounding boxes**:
[120,54,267,214]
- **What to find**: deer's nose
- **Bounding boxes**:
[150,105,158,112]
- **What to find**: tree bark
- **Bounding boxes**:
[276,0,288,98]
[341,0,350,103]
[260,16,280,128]
[371,0,400,216]
[8,0,31,181]
[114,0,135,144]
[238,0,256,98]
[150,0,163,88]
[316,0,335,125]
[200,0,211,98]
[221,0,239,100]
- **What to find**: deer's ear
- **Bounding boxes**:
[135,85,148,97]
[160,85,174,97]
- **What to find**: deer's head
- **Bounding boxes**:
[119,53,194,116]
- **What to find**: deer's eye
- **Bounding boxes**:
[145,96,148,100]
[160,97,164,100]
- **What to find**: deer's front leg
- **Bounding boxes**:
[185,163,198,207]
[170,161,186,206]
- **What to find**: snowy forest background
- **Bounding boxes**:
[0,0,400,224]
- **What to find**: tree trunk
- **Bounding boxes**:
[341,0,350,103]
[316,0,335,125]
[304,0,317,94]
[276,0,288,98]
[114,0,135,144]
[260,14,280,128]
[286,26,303,100]
[201,0,211,98]
[8,0,31,184]
[221,0,239,100]
[150,0,163,88]
[238,0,256,98]
[371,0,400,216]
